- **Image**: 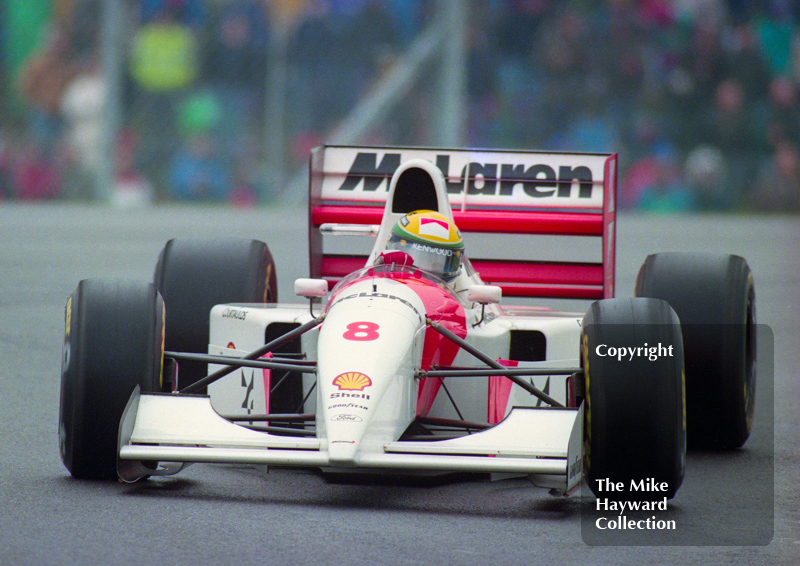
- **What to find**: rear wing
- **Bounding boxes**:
[309,146,617,300]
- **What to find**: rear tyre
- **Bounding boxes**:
[582,298,685,499]
[153,238,277,390]
[59,279,164,479]
[635,252,756,448]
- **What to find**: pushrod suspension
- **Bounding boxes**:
[180,314,325,394]
[417,367,582,378]
[426,318,565,408]
[165,352,316,374]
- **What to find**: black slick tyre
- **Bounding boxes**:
[59,279,165,480]
[582,297,686,500]
[153,238,277,390]
[635,252,756,449]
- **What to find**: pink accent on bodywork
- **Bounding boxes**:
[310,153,619,300]
[378,251,415,267]
[262,352,272,424]
[488,359,518,424]
[324,269,467,418]
[602,154,617,299]
[403,277,467,417]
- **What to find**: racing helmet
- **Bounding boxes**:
[385,210,464,280]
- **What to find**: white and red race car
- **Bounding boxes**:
[59,146,756,500]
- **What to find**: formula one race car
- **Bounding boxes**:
[59,146,756,500]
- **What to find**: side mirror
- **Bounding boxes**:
[294,278,328,298]
[467,284,502,305]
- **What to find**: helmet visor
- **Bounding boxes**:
[387,232,462,280]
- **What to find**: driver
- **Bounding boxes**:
[380,210,464,281]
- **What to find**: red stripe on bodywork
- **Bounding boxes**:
[488,360,518,424]
[262,352,272,424]
[320,255,605,299]
[321,256,369,278]
[397,276,467,417]
[313,206,603,236]
[471,261,603,286]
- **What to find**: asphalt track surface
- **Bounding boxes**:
[0,204,797,565]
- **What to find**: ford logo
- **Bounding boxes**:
[331,414,362,422]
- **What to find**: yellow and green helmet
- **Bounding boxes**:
[387,210,464,280]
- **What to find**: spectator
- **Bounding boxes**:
[128,5,201,196]
[112,128,153,208]
[684,145,729,210]
[167,132,231,202]
[526,7,587,147]
[0,132,12,200]
[749,139,800,212]
[17,25,79,156]
[721,23,772,104]
[202,0,269,152]
[140,0,206,29]
[753,3,795,78]
[622,145,694,212]
[60,55,105,198]
[3,1,799,210]
[756,76,800,148]
[129,7,200,94]
[465,21,499,147]
[697,77,765,204]
[177,89,221,138]
[228,134,265,207]
[12,137,62,200]
[636,156,695,213]
[69,0,102,58]
[345,0,401,82]
[287,0,340,134]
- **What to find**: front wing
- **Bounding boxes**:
[118,386,583,493]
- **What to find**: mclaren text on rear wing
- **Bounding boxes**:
[308,146,617,300]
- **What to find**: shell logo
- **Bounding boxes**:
[333,372,372,391]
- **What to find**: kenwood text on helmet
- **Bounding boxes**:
[384,210,464,281]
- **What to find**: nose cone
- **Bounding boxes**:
[317,277,426,466]
[325,371,373,466]
[329,440,358,465]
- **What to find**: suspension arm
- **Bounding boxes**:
[426,318,565,408]
[166,352,316,374]
[181,314,325,394]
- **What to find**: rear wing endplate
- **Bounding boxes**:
[309,146,617,299]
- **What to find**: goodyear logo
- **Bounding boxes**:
[333,372,372,391]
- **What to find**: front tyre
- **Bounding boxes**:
[153,238,277,390]
[582,298,686,500]
[59,279,164,479]
[635,252,756,448]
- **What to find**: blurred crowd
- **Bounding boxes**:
[1,0,799,212]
